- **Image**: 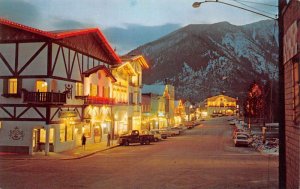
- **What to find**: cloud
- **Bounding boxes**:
[130,0,138,7]
[0,0,40,26]
[51,19,95,30]
[103,23,181,55]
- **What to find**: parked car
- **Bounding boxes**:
[194,120,202,125]
[233,131,251,139]
[229,120,236,125]
[159,127,176,137]
[173,125,186,133]
[142,130,162,142]
[234,135,252,147]
[184,121,194,129]
[151,129,168,139]
[118,130,154,146]
[232,128,246,138]
[170,127,181,135]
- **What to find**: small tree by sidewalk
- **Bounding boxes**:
[243,81,266,130]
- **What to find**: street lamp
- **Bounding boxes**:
[192,0,285,187]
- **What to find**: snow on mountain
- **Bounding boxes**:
[128,20,278,103]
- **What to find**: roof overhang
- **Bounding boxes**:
[0,18,121,64]
[120,55,149,69]
[82,65,117,82]
[113,62,137,76]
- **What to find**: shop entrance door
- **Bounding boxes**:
[94,126,101,143]
[76,129,82,146]
[32,129,39,152]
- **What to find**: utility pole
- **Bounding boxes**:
[278,1,286,188]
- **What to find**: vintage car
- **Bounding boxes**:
[118,130,154,146]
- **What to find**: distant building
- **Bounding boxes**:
[142,84,175,128]
[174,100,185,125]
[204,94,237,116]
[108,55,149,135]
[141,93,164,130]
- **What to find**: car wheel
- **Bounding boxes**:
[124,140,129,146]
[145,140,150,145]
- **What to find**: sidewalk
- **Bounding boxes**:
[0,140,119,160]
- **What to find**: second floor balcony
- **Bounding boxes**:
[23,90,67,104]
[77,96,115,105]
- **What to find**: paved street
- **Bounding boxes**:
[0,117,278,189]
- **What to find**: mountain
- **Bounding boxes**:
[128,20,279,103]
[103,24,181,54]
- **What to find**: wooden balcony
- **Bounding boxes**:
[77,96,115,105]
[23,91,67,104]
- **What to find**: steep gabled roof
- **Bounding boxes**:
[207,94,237,102]
[112,62,137,76]
[0,18,121,64]
[82,65,117,82]
[120,54,149,69]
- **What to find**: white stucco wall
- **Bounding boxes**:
[0,121,45,154]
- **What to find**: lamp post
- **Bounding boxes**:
[193,0,285,187]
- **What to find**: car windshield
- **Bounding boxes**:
[237,136,247,139]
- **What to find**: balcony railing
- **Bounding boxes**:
[129,82,139,87]
[79,96,115,105]
[23,91,67,104]
[207,105,237,108]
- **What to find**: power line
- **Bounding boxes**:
[231,0,278,7]
[227,0,277,17]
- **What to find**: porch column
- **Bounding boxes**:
[45,125,50,156]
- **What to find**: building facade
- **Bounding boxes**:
[174,100,185,125]
[0,19,121,154]
[142,84,175,129]
[281,0,300,188]
[111,55,149,135]
[204,94,237,117]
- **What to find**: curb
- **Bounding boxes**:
[61,145,119,160]
[0,145,120,161]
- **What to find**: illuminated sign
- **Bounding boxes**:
[158,112,165,117]
[59,110,78,118]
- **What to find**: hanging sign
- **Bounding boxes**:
[59,110,78,118]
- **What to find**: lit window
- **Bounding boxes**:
[60,124,66,142]
[90,84,98,96]
[8,78,17,94]
[36,80,48,92]
[76,82,83,96]
[39,128,54,143]
[59,123,74,142]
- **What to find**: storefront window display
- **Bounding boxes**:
[39,128,54,143]
[60,124,65,142]
[83,124,91,137]
[60,123,73,142]
[66,124,73,141]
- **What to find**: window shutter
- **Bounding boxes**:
[3,79,8,94]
